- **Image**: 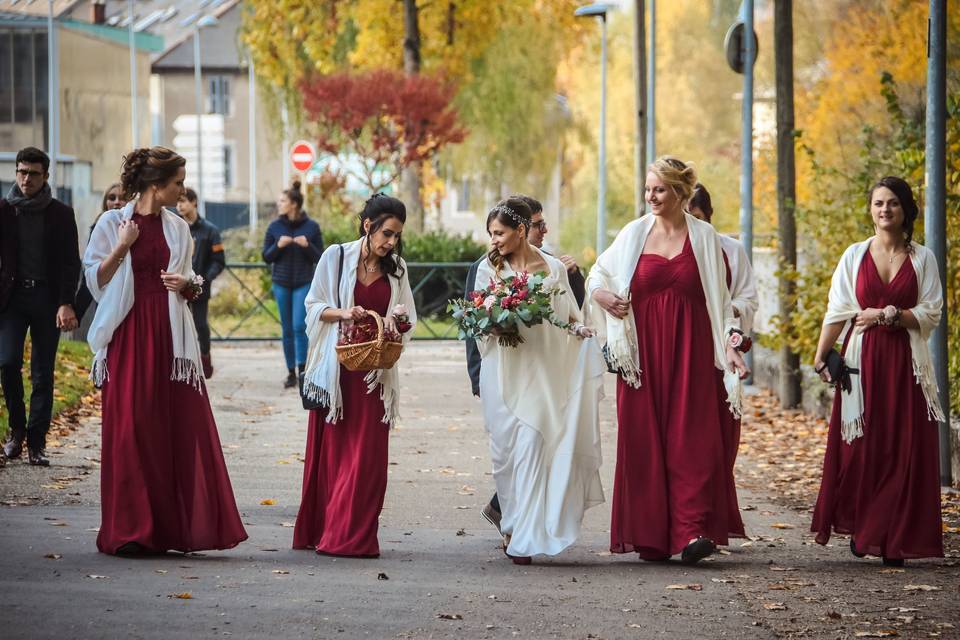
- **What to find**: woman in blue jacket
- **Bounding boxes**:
[262,181,324,387]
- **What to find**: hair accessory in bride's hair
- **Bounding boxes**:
[491,204,527,228]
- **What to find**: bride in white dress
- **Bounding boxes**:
[474,197,607,564]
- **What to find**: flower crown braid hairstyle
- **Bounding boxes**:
[869,176,918,252]
[485,196,533,279]
[358,193,407,279]
[120,146,186,200]
[648,155,698,214]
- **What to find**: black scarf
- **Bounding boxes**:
[6,182,53,214]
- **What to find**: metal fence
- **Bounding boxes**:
[209,261,473,342]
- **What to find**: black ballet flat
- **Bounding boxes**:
[680,537,716,565]
[849,538,866,559]
[115,542,146,556]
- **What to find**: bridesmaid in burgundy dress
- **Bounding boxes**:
[812,177,944,565]
[83,147,247,555]
[690,183,759,540]
[589,157,750,565]
[294,194,416,558]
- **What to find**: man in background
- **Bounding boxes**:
[177,188,225,378]
[0,147,80,466]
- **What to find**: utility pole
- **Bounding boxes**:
[645,0,656,167]
[925,0,951,486]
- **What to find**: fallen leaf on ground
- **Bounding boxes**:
[280,522,295,528]
[903,584,941,591]
[763,602,787,610]
[770,523,795,530]
[155,570,168,574]
[853,631,898,638]
[259,499,276,506]
[437,613,463,620]
[168,592,193,599]
[86,574,109,579]
[769,566,797,572]
[48,522,68,527]
[377,572,389,580]
[272,570,289,575]
[665,584,703,591]
[44,554,62,560]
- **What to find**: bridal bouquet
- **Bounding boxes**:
[448,271,570,347]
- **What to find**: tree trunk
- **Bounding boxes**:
[775,0,801,408]
[633,0,646,217]
[401,0,425,231]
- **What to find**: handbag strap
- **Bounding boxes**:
[336,244,344,308]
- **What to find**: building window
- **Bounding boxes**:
[223,142,235,188]
[0,31,12,124]
[0,29,48,144]
[457,177,470,211]
[207,75,231,116]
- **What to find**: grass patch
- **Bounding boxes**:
[0,339,93,442]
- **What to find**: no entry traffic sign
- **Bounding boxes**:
[290,140,316,172]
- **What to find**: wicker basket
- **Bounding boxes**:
[335,311,403,372]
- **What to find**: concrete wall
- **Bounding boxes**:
[58,27,151,211]
[153,70,284,207]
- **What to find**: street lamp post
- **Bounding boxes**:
[129,0,137,148]
[193,15,218,218]
[575,3,613,253]
[46,0,59,188]
[646,0,655,168]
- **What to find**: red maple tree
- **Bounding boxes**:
[300,69,467,194]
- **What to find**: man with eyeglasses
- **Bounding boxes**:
[0,147,81,467]
[463,194,586,533]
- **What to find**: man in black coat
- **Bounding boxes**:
[0,147,81,466]
[177,188,225,378]
[464,195,586,533]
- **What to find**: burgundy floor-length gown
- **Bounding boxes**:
[98,213,247,555]
[718,251,746,538]
[812,254,943,559]
[612,237,733,559]
[293,276,391,557]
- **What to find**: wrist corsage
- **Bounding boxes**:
[392,304,412,334]
[880,305,901,327]
[182,274,205,301]
[727,328,752,353]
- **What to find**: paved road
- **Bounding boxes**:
[0,343,956,639]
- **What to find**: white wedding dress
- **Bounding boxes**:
[476,249,606,557]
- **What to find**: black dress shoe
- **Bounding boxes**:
[882,557,905,567]
[28,448,50,467]
[680,537,716,565]
[3,436,24,459]
[850,538,866,558]
[283,370,297,389]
